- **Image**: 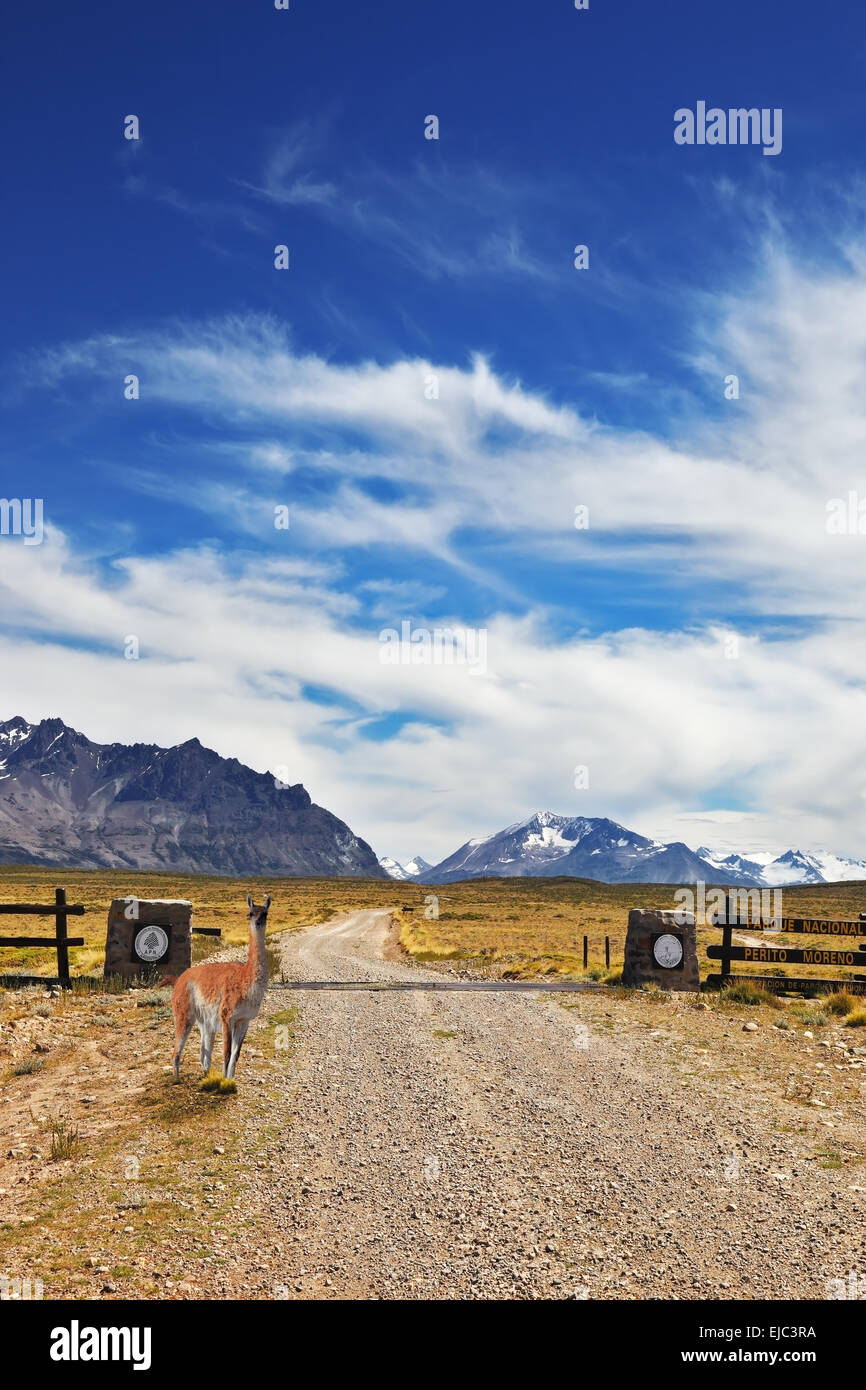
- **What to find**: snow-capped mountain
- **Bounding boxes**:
[699,845,866,887]
[379,854,433,881]
[0,715,385,877]
[404,856,432,878]
[418,813,866,886]
[695,848,769,881]
[379,856,411,880]
[417,812,754,886]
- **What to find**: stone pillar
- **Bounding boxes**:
[622,907,700,992]
[104,898,193,983]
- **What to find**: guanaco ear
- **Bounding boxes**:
[264,895,271,912]
[246,894,254,911]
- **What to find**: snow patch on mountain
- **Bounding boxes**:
[697,844,866,886]
[379,855,432,881]
[404,856,432,877]
[379,856,411,881]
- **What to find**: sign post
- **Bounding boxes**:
[104,898,193,983]
[706,898,866,996]
[622,907,700,992]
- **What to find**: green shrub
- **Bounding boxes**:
[49,1116,80,1161]
[139,989,170,1007]
[790,1003,830,1028]
[825,992,859,1016]
[12,1057,44,1076]
[720,981,783,1009]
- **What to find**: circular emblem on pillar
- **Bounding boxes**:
[652,933,683,969]
[134,925,169,963]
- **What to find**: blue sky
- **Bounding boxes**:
[3,0,866,864]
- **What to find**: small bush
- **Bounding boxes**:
[790,1003,830,1028]
[70,975,126,995]
[640,983,674,1002]
[12,1057,44,1076]
[825,992,859,1016]
[139,989,169,1007]
[720,982,783,1009]
[844,1009,866,1028]
[815,1149,843,1169]
[49,1116,80,1161]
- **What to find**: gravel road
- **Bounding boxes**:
[226,909,865,1301]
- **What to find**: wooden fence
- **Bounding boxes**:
[706,891,866,996]
[0,888,85,987]
[581,935,611,969]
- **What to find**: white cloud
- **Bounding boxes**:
[8,235,866,862]
[1,533,865,864]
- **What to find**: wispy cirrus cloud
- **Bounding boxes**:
[232,121,564,283]
[235,123,337,208]
[19,258,866,622]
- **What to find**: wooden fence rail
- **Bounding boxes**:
[0,888,85,987]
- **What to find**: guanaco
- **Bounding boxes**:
[169,894,271,1081]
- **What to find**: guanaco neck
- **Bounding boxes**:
[246,918,269,991]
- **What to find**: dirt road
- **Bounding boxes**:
[230,909,865,1300]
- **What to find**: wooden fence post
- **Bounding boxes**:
[55,886,70,988]
[605,936,610,968]
[719,888,733,983]
[583,935,588,969]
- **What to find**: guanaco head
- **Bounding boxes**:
[247,893,271,929]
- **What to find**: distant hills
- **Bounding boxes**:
[0,716,384,877]
[381,811,866,887]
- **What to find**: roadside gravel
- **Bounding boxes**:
[213,910,865,1300]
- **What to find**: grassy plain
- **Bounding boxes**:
[0,866,863,989]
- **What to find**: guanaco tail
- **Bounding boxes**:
[169,894,271,1081]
